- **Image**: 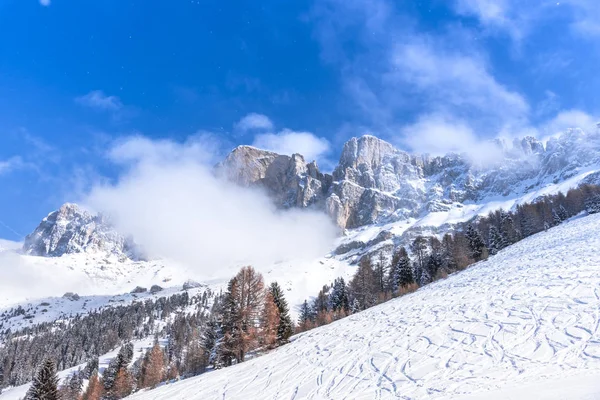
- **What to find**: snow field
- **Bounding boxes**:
[127,213,600,399]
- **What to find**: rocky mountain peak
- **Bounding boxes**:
[216,146,332,209]
[23,203,136,259]
[216,145,280,186]
[336,135,399,172]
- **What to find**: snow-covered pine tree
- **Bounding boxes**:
[103,343,134,395]
[465,224,487,261]
[424,253,442,284]
[387,247,413,293]
[410,236,428,279]
[552,209,562,226]
[488,225,504,255]
[328,278,349,314]
[558,204,569,220]
[585,194,600,214]
[269,282,294,344]
[26,358,60,400]
[82,356,99,379]
[297,300,314,331]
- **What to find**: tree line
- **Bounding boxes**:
[10,266,294,400]
[297,184,600,332]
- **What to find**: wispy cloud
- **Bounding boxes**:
[234,113,274,133]
[540,109,599,139]
[0,156,25,176]
[76,90,124,112]
[453,0,600,39]
[399,113,505,165]
[39,0,51,6]
[252,129,331,163]
[310,0,531,142]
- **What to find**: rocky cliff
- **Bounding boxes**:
[218,129,600,231]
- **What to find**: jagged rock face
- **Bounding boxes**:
[217,145,332,208]
[23,203,135,258]
[216,129,600,231]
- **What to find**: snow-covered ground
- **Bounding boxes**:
[127,213,600,399]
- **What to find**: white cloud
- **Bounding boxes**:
[0,252,93,303]
[400,114,504,165]
[453,0,531,41]
[454,0,600,39]
[310,0,531,144]
[39,0,51,6]
[76,90,124,112]
[0,156,25,175]
[82,136,337,277]
[235,113,274,133]
[108,132,225,166]
[252,130,331,162]
[568,0,600,37]
[541,109,599,139]
[390,37,529,123]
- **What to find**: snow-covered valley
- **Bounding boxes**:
[123,213,600,399]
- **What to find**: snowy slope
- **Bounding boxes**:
[0,248,354,321]
[128,213,600,400]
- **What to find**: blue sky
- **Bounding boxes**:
[0,0,599,239]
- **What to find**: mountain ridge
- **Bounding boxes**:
[17,128,600,262]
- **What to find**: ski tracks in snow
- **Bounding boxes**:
[128,214,600,400]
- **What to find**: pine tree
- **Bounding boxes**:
[585,194,600,214]
[388,247,413,293]
[465,224,487,261]
[65,371,83,400]
[410,236,428,284]
[219,266,265,364]
[328,278,349,314]
[103,343,134,395]
[268,282,293,344]
[297,300,314,331]
[260,292,279,349]
[82,356,99,380]
[184,331,207,376]
[424,253,442,284]
[552,209,562,226]
[112,368,133,399]
[82,371,103,400]
[500,211,517,244]
[141,342,165,389]
[374,253,388,294]
[349,258,377,311]
[558,204,569,220]
[26,359,60,400]
[488,225,505,255]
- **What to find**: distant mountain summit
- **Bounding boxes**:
[22,203,139,259]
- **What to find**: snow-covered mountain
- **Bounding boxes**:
[220,129,600,232]
[3,128,600,399]
[22,203,141,260]
[125,213,600,400]
[6,128,600,307]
